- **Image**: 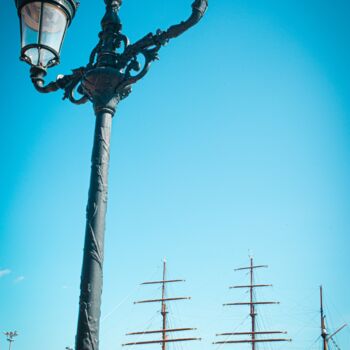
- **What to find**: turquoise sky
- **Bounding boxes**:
[0,1,350,350]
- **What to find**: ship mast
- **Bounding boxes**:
[319,285,348,350]
[123,259,201,350]
[249,257,256,350]
[320,286,328,350]
[214,257,291,349]
[161,260,167,350]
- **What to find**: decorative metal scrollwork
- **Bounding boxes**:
[30,66,89,105]
[29,0,208,109]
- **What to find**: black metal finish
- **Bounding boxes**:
[22,44,61,68]
[16,1,207,350]
[76,110,112,350]
[28,0,208,105]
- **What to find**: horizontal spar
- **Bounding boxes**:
[126,328,197,335]
[141,279,185,285]
[327,323,348,340]
[230,284,272,289]
[213,338,292,344]
[223,302,279,306]
[134,297,191,304]
[234,265,268,271]
[216,331,287,336]
[123,338,201,346]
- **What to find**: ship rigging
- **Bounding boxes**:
[122,260,200,350]
[213,257,291,349]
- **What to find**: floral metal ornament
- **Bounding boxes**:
[29,0,208,111]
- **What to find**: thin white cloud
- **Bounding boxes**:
[14,276,25,283]
[0,269,11,278]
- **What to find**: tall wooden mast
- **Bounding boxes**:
[320,286,328,350]
[214,257,291,349]
[161,260,167,350]
[249,257,256,350]
[123,260,201,350]
[319,285,348,350]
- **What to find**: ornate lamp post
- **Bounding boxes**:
[14,1,207,350]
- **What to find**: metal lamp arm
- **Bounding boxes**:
[30,67,89,105]
[124,0,207,58]
[30,67,64,93]
[119,0,208,87]
[160,0,208,40]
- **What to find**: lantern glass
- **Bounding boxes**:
[21,2,41,47]
[20,1,69,68]
[40,3,67,53]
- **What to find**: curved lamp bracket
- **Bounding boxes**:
[27,0,208,108]
[119,0,208,87]
[30,66,89,105]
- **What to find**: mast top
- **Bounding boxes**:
[123,261,200,350]
[214,257,291,348]
[319,285,348,350]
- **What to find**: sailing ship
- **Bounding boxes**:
[121,258,349,350]
[319,285,347,350]
[213,257,291,349]
[122,260,201,350]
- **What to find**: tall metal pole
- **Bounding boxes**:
[161,259,167,350]
[75,110,113,350]
[75,2,122,349]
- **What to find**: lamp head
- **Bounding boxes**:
[16,0,78,69]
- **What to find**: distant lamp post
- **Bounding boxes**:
[4,331,18,350]
[14,1,207,350]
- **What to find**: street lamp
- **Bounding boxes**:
[3,331,18,350]
[14,1,207,350]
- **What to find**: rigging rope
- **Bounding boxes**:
[330,336,341,350]
[101,264,161,323]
